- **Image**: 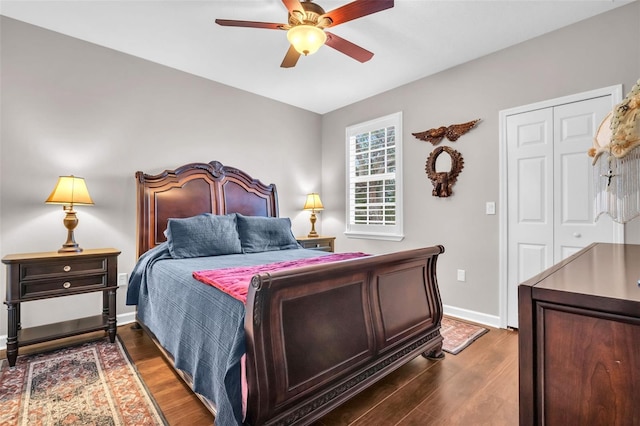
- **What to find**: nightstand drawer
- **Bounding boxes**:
[20,258,106,280]
[296,236,336,253]
[21,274,108,299]
[299,241,332,251]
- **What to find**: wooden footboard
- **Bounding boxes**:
[244,245,445,426]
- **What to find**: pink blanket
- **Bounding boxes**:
[193,252,368,303]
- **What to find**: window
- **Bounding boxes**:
[345,112,403,241]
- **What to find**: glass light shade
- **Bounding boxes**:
[590,78,640,224]
[45,176,94,206]
[303,193,324,211]
[287,25,327,56]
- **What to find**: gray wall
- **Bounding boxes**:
[321,2,640,323]
[0,17,322,335]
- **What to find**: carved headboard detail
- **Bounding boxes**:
[135,160,278,257]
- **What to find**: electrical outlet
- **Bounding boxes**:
[485,201,496,215]
[457,269,466,282]
[118,272,128,287]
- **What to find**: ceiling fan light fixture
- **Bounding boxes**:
[287,25,326,56]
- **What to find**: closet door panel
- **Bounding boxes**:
[553,97,614,263]
[507,108,554,327]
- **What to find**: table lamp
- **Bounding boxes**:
[303,193,324,237]
[45,175,94,252]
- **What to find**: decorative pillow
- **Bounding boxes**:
[236,214,300,253]
[166,213,242,259]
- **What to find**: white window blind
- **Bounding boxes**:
[345,112,403,241]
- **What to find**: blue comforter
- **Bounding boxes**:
[126,244,328,425]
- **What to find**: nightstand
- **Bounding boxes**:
[296,236,336,253]
[2,248,120,367]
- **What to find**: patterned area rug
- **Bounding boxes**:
[0,337,166,425]
[441,317,489,355]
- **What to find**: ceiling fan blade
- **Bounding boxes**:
[281,45,301,68]
[215,19,285,30]
[325,31,373,63]
[322,0,394,27]
[281,0,305,15]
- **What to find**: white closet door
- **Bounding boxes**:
[507,108,554,328]
[553,97,614,261]
[506,96,616,328]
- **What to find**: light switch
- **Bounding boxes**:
[486,201,496,215]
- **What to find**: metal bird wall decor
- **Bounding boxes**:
[413,119,481,145]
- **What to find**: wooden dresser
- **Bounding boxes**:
[518,243,640,425]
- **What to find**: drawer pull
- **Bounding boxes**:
[63,265,71,272]
[63,282,72,289]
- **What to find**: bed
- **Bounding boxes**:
[127,160,445,426]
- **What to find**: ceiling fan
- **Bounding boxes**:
[216,0,394,68]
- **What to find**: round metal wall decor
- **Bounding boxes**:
[425,146,464,197]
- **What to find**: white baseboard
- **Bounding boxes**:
[443,304,501,329]
[118,311,137,326]
[0,312,138,351]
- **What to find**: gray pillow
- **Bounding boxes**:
[236,214,300,253]
[166,213,242,258]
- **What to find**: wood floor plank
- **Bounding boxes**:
[314,356,442,425]
[319,325,518,426]
[411,328,519,426]
[347,361,456,425]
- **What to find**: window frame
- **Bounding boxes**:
[344,111,404,241]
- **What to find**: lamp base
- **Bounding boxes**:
[308,211,319,238]
[59,207,83,253]
[58,244,83,253]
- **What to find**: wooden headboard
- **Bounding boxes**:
[136,160,279,257]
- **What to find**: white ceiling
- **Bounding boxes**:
[0,1,632,114]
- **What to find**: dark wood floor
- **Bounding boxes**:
[2,321,518,425]
[309,323,519,426]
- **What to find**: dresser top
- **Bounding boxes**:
[522,243,640,304]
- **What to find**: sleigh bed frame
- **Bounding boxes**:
[134,160,444,425]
